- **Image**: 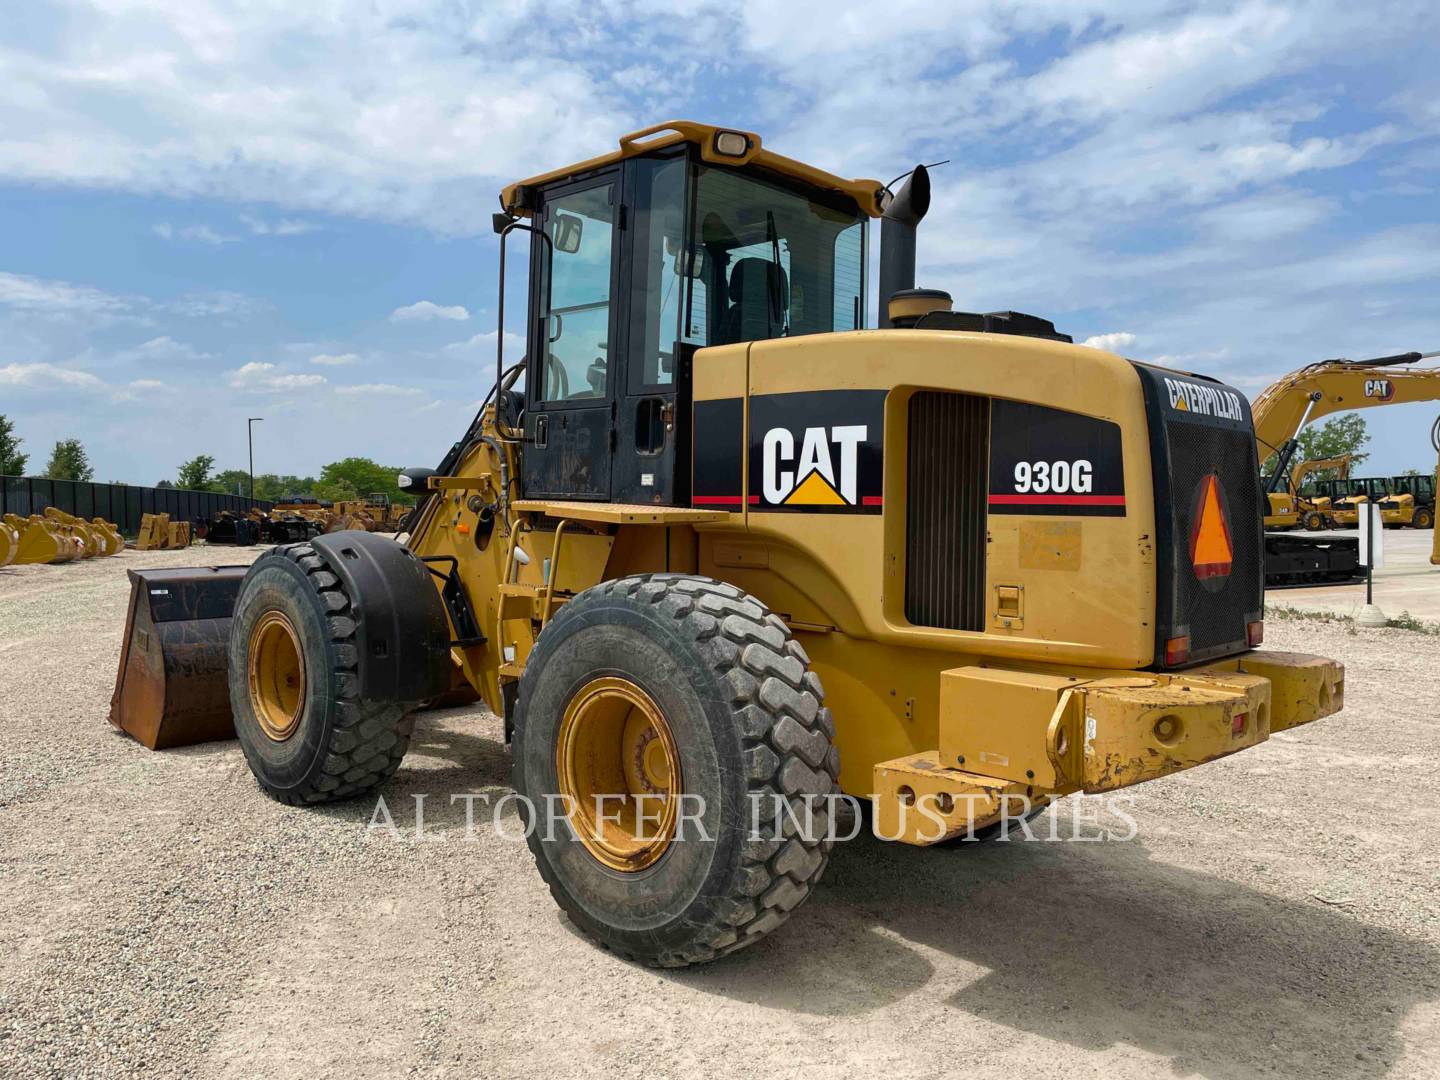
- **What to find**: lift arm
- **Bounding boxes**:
[1287,454,1352,497]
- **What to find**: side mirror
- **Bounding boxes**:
[674,247,707,279]
[552,213,584,254]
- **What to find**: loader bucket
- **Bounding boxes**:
[108,566,247,749]
[90,518,124,555]
[5,514,78,564]
[0,520,18,567]
[45,507,104,557]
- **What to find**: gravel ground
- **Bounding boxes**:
[2,546,1438,1079]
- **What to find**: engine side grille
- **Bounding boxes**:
[905,391,989,630]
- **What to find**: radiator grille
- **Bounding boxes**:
[905,391,989,630]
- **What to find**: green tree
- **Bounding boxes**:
[211,468,252,496]
[319,457,413,505]
[177,453,217,491]
[314,477,360,503]
[1295,414,1369,469]
[249,473,319,502]
[0,415,28,475]
[45,438,95,482]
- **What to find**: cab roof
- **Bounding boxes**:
[499,120,887,219]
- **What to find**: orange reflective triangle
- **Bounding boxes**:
[785,470,847,506]
[1191,474,1233,579]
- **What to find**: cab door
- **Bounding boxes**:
[522,171,621,499]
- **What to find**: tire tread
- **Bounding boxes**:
[516,572,840,968]
[237,542,413,806]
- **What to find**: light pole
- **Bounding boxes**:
[248,417,264,501]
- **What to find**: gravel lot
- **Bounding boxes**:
[2,546,1439,1079]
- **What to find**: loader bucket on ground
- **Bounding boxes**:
[44,507,108,557]
[90,518,124,555]
[5,514,77,564]
[0,521,18,567]
[108,566,248,749]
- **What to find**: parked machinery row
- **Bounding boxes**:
[1,508,125,565]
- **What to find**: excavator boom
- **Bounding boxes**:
[1253,351,1440,463]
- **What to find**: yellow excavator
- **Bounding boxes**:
[1252,351,1440,585]
[113,121,1345,967]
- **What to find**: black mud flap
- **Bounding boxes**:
[310,531,453,704]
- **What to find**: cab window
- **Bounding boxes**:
[538,183,615,403]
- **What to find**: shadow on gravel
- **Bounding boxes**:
[671,825,1439,1078]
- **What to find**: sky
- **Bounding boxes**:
[2,0,1439,486]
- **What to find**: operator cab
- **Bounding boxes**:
[497,123,881,505]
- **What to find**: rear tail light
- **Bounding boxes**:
[1247,620,1264,647]
[1232,711,1249,736]
[1164,635,1191,666]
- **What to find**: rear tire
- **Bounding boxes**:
[1416,507,1434,530]
[1302,511,1326,531]
[513,574,839,967]
[230,543,416,805]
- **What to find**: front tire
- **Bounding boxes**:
[1416,507,1434,530]
[513,574,839,967]
[230,543,416,805]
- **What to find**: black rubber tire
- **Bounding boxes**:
[1302,511,1326,531]
[1416,507,1434,530]
[229,542,416,806]
[513,573,839,968]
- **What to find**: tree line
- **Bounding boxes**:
[0,416,414,505]
[174,454,416,506]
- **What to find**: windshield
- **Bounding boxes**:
[682,165,865,348]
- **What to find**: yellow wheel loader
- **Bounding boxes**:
[1377,471,1435,529]
[1263,454,1351,530]
[130,122,1344,967]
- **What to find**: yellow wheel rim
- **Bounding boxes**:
[555,676,682,872]
[247,611,306,742]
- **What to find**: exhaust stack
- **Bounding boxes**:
[878,164,931,328]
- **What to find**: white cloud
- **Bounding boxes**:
[440,329,523,356]
[0,362,106,389]
[0,271,130,313]
[335,383,424,396]
[113,336,213,366]
[241,214,319,237]
[1081,332,1137,353]
[227,361,326,392]
[153,222,238,245]
[390,300,470,323]
[309,352,360,366]
[163,291,261,319]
